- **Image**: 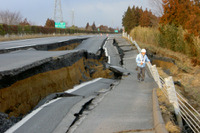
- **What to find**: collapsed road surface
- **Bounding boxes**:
[6,78,116,133]
[0,35,121,132]
[2,35,158,133]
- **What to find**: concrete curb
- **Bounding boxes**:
[152,88,168,133]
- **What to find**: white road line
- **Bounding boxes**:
[5,78,103,133]
[66,78,102,93]
[5,98,61,133]
[103,38,110,64]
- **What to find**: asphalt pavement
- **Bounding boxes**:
[0,49,79,72]
[0,35,106,72]
[0,35,93,50]
[103,37,121,66]
[75,36,107,54]
[68,37,157,133]
[6,78,116,133]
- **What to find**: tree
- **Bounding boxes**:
[184,5,200,36]
[135,7,142,27]
[99,25,109,31]
[92,22,97,31]
[122,6,134,33]
[45,18,55,27]
[122,6,158,33]
[160,0,200,36]
[0,10,23,25]
[194,0,200,7]
[139,9,151,27]
[19,18,30,26]
[85,22,89,29]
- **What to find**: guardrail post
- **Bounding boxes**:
[151,65,162,89]
[122,32,125,37]
[165,76,183,128]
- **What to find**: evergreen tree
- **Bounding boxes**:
[140,9,150,27]
[85,22,89,29]
[45,18,55,27]
[92,22,97,31]
[122,6,133,33]
[122,6,158,33]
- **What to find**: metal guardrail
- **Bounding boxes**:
[123,32,200,133]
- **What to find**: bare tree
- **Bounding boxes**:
[149,0,164,16]
[0,10,23,25]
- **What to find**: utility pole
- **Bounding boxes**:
[71,9,75,26]
[54,0,63,22]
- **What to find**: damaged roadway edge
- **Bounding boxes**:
[65,83,117,133]
[0,38,88,54]
[0,50,101,89]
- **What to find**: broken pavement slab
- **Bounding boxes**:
[6,78,116,133]
[108,65,130,76]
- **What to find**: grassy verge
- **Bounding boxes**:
[130,26,200,63]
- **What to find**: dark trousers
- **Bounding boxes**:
[137,66,145,80]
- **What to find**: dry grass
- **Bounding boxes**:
[130,26,200,71]
[130,26,159,46]
[135,40,193,73]
[49,43,80,51]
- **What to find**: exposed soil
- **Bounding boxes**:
[49,42,80,51]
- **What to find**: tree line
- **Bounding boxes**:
[123,0,200,58]
[123,0,200,37]
[0,10,118,36]
[122,6,158,33]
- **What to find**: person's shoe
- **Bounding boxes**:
[138,79,141,82]
[141,79,144,82]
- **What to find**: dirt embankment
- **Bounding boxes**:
[0,52,114,118]
[137,41,200,112]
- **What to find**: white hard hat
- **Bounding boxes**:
[141,49,146,53]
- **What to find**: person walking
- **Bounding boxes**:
[136,49,150,82]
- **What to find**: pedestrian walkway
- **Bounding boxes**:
[70,37,157,133]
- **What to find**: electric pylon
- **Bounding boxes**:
[54,0,63,22]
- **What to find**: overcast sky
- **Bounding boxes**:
[0,0,152,28]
